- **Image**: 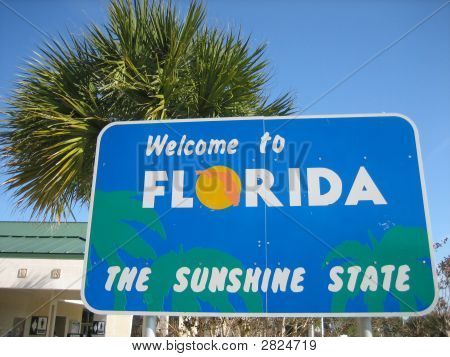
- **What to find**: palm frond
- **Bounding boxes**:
[1,0,295,221]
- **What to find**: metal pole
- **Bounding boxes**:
[320,317,324,337]
[357,318,372,337]
[142,316,157,337]
[308,324,315,337]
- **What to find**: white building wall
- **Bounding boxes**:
[0,257,83,290]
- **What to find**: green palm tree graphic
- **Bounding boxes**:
[87,190,262,312]
[322,226,435,313]
[87,191,165,310]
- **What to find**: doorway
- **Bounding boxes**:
[53,316,66,337]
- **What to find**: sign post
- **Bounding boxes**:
[142,316,157,337]
[82,114,437,320]
[357,318,372,337]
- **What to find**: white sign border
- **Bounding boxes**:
[81,113,438,317]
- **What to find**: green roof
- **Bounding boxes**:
[0,221,87,259]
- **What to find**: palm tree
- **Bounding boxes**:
[1,0,294,221]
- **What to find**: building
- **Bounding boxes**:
[0,222,133,337]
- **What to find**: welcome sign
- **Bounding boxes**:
[82,114,437,316]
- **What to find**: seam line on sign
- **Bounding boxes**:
[270,0,450,135]
[262,117,269,313]
[273,206,422,314]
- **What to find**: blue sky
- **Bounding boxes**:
[0,0,449,260]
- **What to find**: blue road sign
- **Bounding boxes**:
[82,114,437,316]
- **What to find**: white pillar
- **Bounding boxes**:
[357,317,372,337]
[142,316,157,337]
[47,301,57,337]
